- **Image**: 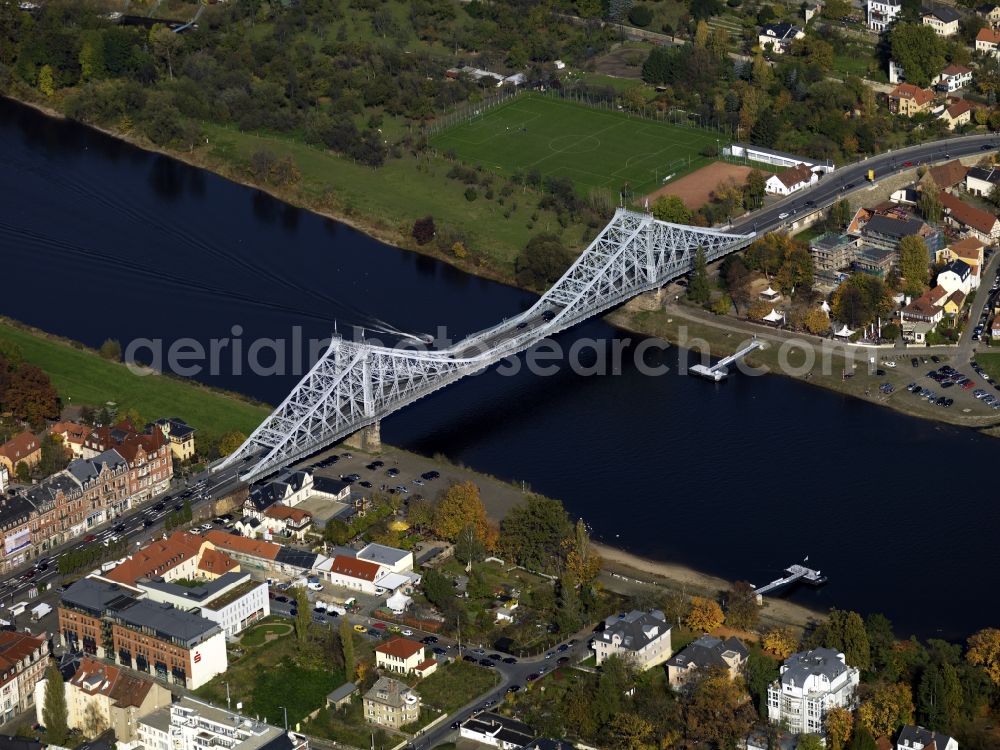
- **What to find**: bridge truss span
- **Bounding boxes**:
[218,209,755,481]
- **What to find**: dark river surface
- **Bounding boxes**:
[1,97,995,641]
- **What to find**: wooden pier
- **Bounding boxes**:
[690,338,765,381]
[754,562,827,598]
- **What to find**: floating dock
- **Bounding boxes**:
[690,338,765,381]
[754,562,828,598]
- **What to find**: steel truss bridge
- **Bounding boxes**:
[218,209,755,481]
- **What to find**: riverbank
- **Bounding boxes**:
[0,316,270,442]
[607,297,1000,434]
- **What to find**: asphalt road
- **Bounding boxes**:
[730,133,1000,236]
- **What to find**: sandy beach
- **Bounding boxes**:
[593,541,826,631]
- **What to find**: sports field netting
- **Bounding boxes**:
[430,93,723,196]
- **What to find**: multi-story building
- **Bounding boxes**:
[363,678,420,730]
[48,422,91,459]
[153,418,196,462]
[0,495,36,574]
[58,576,226,690]
[592,610,672,670]
[976,26,1000,56]
[67,450,132,525]
[0,631,49,724]
[34,656,172,743]
[888,84,935,116]
[375,638,436,676]
[766,648,859,735]
[83,420,172,505]
[938,192,1000,243]
[896,725,958,750]
[0,433,41,476]
[666,635,749,689]
[25,473,84,553]
[867,0,901,30]
[137,572,268,639]
[103,531,214,586]
[936,64,973,92]
[138,696,309,750]
[810,234,860,272]
[757,22,805,53]
[921,7,960,35]
[357,543,414,574]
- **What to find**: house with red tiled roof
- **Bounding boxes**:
[0,631,47,723]
[0,432,40,475]
[921,159,968,192]
[376,638,436,676]
[938,191,1000,244]
[198,547,240,578]
[83,420,172,505]
[977,26,1000,56]
[764,162,818,196]
[35,656,172,743]
[47,421,90,459]
[260,504,313,541]
[888,83,935,116]
[103,531,207,586]
[940,99,974,130]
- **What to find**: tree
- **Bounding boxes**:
[602,711,653,750]
[2,363,59,425]
[745,646,779,716]
[627,4,653,28]
[848,727,878,750]
[890,23,945,88]
[499,494,571,573]
[827,198,853,232]
[563,518,602,587]
[42,664,68,746]
[99,338,121,361]
[651,194,692,223]
[688,247,711,305]
[150,25,182,80]
[857,682,914,739]
[339,617,355,677]
[918,186,942,224]
[917,659,961,730]
[422,568,455,610]
[682,668,756,748]
[797,735,825,750]
[218,431,246,457]
[594,655,634,725]
[292,586,310,642]
[433,481,493,544]
[725,580,758,630]
[15,462,30,484]
[745,169,767,209]
[763,626,798,659]
[898,235,929,296]
[516,234,575,288]
[412,216,435,245]
[555,573,582,633]
[38,434,70,477]
[841,610,872,672]
[686,596,724,632]
[455,523,485,565]
[38,64,55,96]
[966,627,1000,686]
[804,306,831,334]
[82,699,108,739]
[826,706,854,750]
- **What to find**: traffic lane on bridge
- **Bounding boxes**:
[732,134,1000,235]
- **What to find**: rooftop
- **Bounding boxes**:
[357,543,411,567]
[376,637,424,660]
[597,609,670,651]
[780,647,851,687]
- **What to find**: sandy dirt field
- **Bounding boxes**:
[645,161,765,210]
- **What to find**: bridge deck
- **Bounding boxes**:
[689,338,764,381]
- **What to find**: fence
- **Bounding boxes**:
[425,86,523,135]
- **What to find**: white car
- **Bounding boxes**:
[778,212,789,220]
[307,582,323,592]
[401,628,413,636]
[882,360,896,368]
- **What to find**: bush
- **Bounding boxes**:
[412,216,436,245]
[464,187,478,201]
[699,144,719,157]
[628,4,653,26]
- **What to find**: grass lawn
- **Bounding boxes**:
[793,224,827,243]
[975,352,1000,381]
[195,630,341,726]
[0,318,269,442]
[430,93,721,196]
[240,622,294,647]
[201,122,564,272]
[305,700,390,748]
[416,661,500,712]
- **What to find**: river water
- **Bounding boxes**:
[0,97,995,640]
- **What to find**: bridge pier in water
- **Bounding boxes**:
[344,421,381,453]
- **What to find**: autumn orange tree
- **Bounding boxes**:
[563,519,602,587]
[966,627,1000,686]
[762,626,798,659]
[685,597,724,633]
[857,682,914,739]
[432,481,497,550]
[825,706,854,750]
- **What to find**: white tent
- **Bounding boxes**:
[761,286,781,301]
[763,308,784,323]
[834,324,855,338]
[386,591,412,615]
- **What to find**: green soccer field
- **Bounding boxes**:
[430,93,723,196]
